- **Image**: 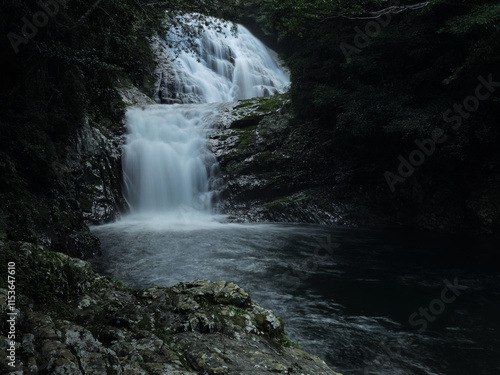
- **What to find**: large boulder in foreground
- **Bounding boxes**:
[0,241,342,375]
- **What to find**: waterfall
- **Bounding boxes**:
[122,21,290,218]
[158,22,289,104]
[122,104,221,217]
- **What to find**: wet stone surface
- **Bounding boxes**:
[0,243,342,375]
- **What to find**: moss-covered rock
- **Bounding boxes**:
[0,242,342,375]
[208,93,500,234]
[208,95,364,226]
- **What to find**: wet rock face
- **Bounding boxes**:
[208,95,500,233]
[37,83,155,257]
[0,243,342,375]
[69,118,128,226]
[151,38,184,105]
[33,116,128,258]
[32,82,157,257]
[207,96,361,226]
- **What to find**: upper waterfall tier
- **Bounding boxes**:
[156,23,290,104]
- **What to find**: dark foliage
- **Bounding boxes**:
[0,0,239,248]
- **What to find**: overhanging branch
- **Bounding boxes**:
[323,2,430,21]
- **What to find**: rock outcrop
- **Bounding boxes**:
[208,96,369,227]
[0,241,342,375]
[36,83,156,258]
[151,38,185,105]
[68,118,127,226]
[207,94,500,234]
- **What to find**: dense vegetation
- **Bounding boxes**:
[249,0,500,232]
[0,0,239,254]
[1,0,499,254]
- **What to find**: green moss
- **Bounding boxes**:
[277,336,301,349]
[234,93,289,112]
[0,241,98,318]
[236,131,251,149]
[251,313,301,348]
[0,210,7,241]
[226,306,248,327]
[218,133,232,141]
[253,314,267,329]
[231,94,290,130]
[176,352,191,371]
[225,160,243,175]
[234,98,258,110]
[255,95,286,112]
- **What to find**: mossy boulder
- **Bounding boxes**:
[0,242,342,375]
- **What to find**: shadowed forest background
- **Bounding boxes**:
[1,0,499,255]
[1,1,500,374]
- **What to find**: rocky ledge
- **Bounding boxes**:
[208,96,369,227]
[207,94,500,234]
[0,241,341,375]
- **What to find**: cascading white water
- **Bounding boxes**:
[122,104,220,217]
[122,21,290,218]
[159,22,290,104]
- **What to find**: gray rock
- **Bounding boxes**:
[0,246,343,375]
[207,96,353,226]
[68,118,127,225]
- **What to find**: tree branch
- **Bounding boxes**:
[322,2,430,21]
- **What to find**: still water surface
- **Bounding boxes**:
[91,218,500,375]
